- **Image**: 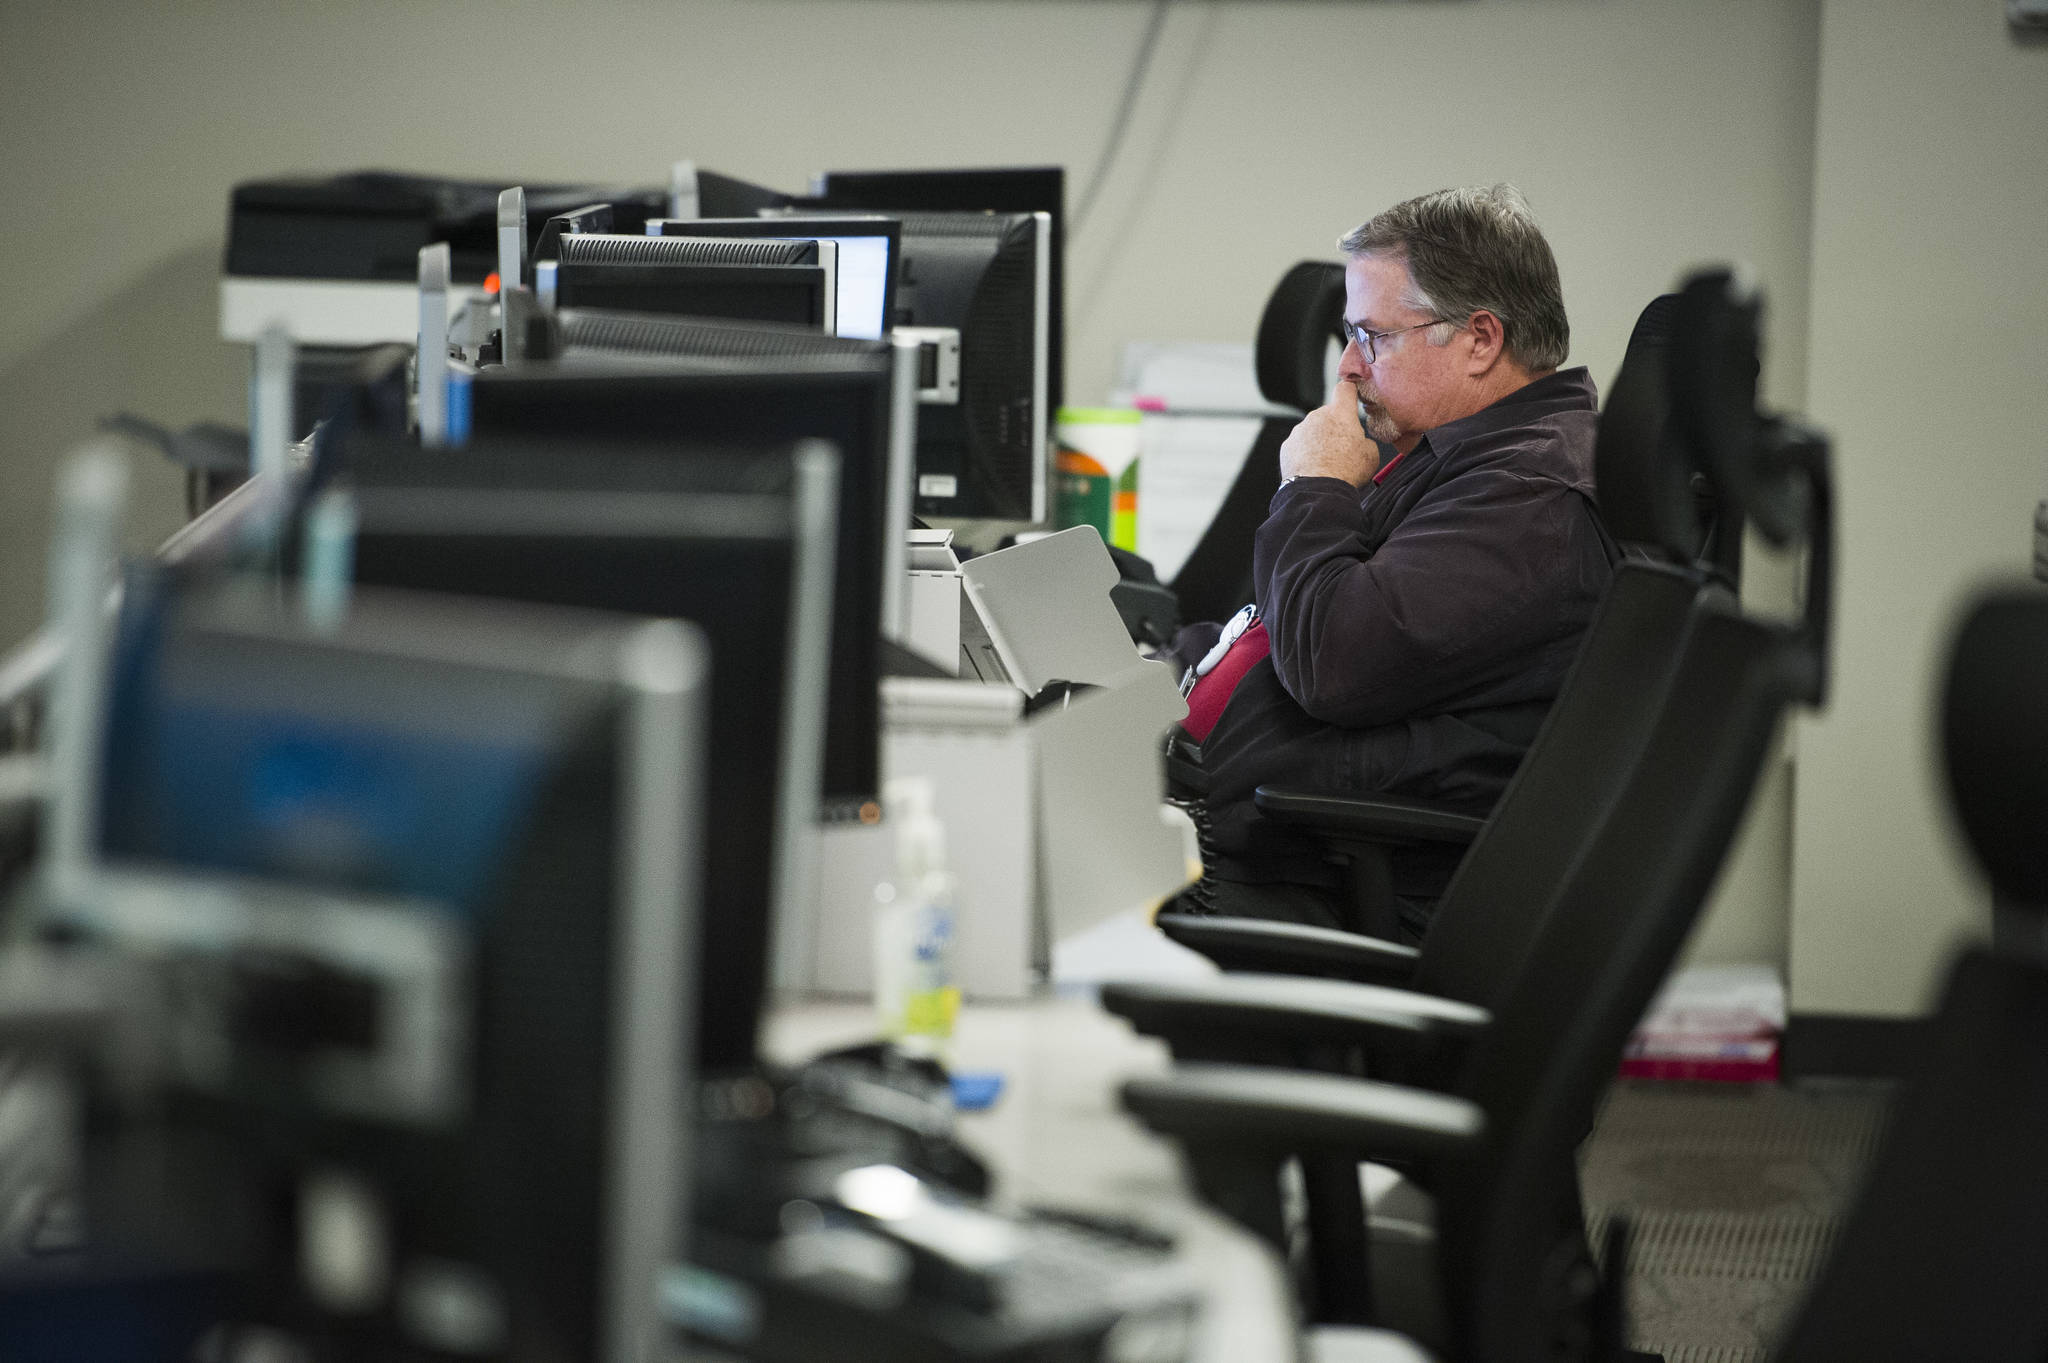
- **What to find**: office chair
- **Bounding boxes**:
[1758,586,2048,1363]
[1153,291,1711,986]
[1113,270,1833,1356]
[1166,260,1348,630]
[1173,292,1708,951]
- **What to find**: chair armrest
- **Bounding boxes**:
[1157,912,1419,984]
[1121,1062,1484,1162]
[1100,974,1489,1057]
[1253,786,1486,847]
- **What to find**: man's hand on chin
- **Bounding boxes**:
[1278,379,1382,487]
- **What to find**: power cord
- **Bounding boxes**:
[1069,0,1174,241]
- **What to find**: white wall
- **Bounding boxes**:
[0,0,1827,971]
[1789,0,2048,1016]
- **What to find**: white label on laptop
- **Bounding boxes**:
[918,474,958,499]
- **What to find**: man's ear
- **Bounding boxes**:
[1463,310,1507,375]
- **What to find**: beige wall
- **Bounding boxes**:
[1788,0,2048,1016]
[3,0,1833,977]
[0,0,1823,620]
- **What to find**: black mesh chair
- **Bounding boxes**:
[1111,271,1833,1358]
[1149,292,1712,1000]
[1166,261,1348,630]
[1758,587,2048,1363]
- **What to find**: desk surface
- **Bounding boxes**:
[764,993,1301,1362]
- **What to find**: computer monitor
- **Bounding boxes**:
[301,437,834,1074]
[547,308,875,367]
[807,165,1065,409]
[676,166,794,221]
[535,234,835,331]
[649,215,899,341]
[531,201,617,264]
[465,344,894,818]
[87,583,705,1363]
[872,210,1050,523]
[525,310,918,645]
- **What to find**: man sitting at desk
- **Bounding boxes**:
[1175,183,1616,940]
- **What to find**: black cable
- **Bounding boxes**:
[1070,0,1174,239]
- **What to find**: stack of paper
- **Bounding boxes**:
[1111,341,1292,416]
[1620,964,1786,1083]
[1109,342,1295,586]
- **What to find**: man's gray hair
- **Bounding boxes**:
[1339,184,1569,373]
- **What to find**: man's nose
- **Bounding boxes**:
[1338,339,1371,384]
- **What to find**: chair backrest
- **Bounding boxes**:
[1445,600,1824,1357]
[1408,289,1727,1010]
[1169,261,1345,627]
[1437,269,1833,1360]
[1767,949,2048,1362]
[1597,293,1746,585]
[1595,294,1694,562]
[1940,589,2048,913]
[1408,560,1719,1007]
[1768,587,2048,1363]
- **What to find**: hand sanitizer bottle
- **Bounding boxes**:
[873,778,959,1059]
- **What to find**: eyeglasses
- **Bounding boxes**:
[1339,316,1454,362]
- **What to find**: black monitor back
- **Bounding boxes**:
[890,211,1047,521]
[467,351,889,817]
[547,234,828,328]
[550,309,869,368]
[327,439,804,1073]
[810,165,1064,409]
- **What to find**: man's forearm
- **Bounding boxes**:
[1253,477,1409,725]
[1255,470,1585,729]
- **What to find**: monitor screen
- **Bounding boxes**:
[93,582,702,1359]
[100,584,607,914]
[650,216,899,341]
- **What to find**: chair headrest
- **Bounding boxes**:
[1667,267,1834,701]
[1944,588,2048,909]
[1594,294,1698,560]
[1669,269,1811,550]
[1255,262,1347,412]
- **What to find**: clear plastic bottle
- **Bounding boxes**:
[873,779,959,1060]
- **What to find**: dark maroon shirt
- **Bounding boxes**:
[1198,366,1615,883]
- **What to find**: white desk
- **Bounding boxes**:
[763,994,1301,1362]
